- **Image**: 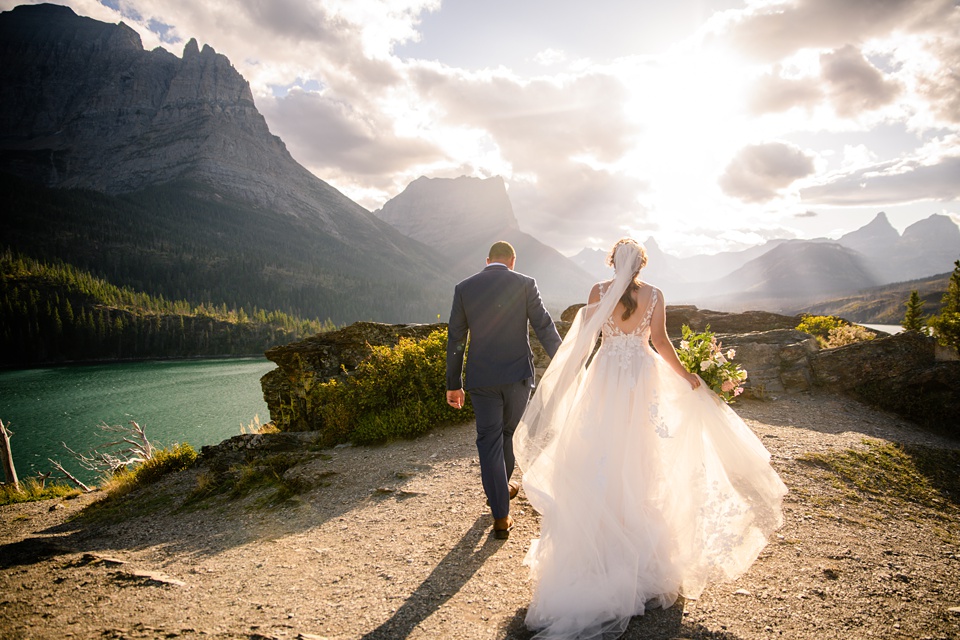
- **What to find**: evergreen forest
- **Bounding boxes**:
[0,251,335,366]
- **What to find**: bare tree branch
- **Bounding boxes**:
[48,458,93,493]
[0,419,19,491]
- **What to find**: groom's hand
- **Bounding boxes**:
[446,389,465,409]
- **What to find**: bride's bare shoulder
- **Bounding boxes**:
[588,279,613,304]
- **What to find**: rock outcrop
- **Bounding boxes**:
[261,322,446,432]
[0,4,384,231]
[262,307,958,438]
[810,331,959,434]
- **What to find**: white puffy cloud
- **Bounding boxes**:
[819,45,901,118]
[747,67,822,115]
[800,154,960,205]
[719,142,817,203]
[714,0,955,63]
[258,89,442,177]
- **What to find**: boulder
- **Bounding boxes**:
[716,329,820,398]
[261,322,445,432]
[810,331,959,435]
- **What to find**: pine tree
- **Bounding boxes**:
[901,290,926,332]
[928,259,960,351]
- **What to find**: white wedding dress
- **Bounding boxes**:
[516,285,787,640]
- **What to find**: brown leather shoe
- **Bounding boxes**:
[508,479,521,500]
[493,515,514,540]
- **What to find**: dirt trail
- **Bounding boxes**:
[1,392,959,640]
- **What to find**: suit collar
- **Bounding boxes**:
[484,263,510,271]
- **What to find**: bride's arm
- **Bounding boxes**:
[649,291,701,390]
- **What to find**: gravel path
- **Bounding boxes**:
[1,392,959,640]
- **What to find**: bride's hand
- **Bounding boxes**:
[685,372,701,391]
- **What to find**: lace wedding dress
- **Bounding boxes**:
[515,274,787,640]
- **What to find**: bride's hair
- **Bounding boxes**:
[606,238,648,320]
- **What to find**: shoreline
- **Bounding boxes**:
[0,352,272,373]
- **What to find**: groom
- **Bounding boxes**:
[445,241,562,539]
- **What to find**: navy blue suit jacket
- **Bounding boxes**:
[446,264,562,391]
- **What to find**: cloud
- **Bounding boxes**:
[800,154,960,205]
[794,210,818,218]
[819,45,900,117]
[510,166,649,252]
[747,68,822,115]
[916,36,960,125]
[410,65,636,168]
[716,0,956,63]
[405,63,647,250]
[719,142,817,202]
[258,88,443,176]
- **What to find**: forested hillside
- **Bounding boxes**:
[0,252,334,366]
[1,174,452,326]
[796,271,951,323]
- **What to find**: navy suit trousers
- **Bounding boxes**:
[469,379,532,519]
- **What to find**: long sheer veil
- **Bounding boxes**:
[514,242,643,474]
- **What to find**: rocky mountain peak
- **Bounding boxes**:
[838,211,900,255]
[901,213,960,242]
[374,175,519,247]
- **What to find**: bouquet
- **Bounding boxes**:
[677,325,748,403]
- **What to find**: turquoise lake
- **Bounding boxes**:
[0,358,276,485]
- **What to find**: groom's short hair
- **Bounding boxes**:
[488,241,516,262]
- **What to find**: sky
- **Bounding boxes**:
[6,0,960,257]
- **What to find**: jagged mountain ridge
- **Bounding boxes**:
[835,212,960,282]
[0,3,453,324]
[375,175,596,308]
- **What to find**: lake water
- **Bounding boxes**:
[861,324,903,335]
[0,358,277,485]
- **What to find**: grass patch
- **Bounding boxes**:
[183,453,310,508]
[0,478,81,506]
[798,439,960,513]
[99,443,199,499]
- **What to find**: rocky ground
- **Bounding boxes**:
[1,392,959,640]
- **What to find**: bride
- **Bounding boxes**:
[514,238,787,640]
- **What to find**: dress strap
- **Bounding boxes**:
[639,288,658,332]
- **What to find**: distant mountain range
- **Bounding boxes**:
[1,3,956,332]
[568,212,958,315]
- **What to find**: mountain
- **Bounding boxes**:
[375,175,596,308]
[570,248,610,281]
[837,211,900,256]
[694,242,880,312]
[836,212,960,283]
[795,271,951,324]
[898,214,960,280]
[0,3,452,324]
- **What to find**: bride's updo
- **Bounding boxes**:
[606,238,648,320]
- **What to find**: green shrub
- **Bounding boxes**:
[304,329,473,445]
[101,442,198,498]
[796,314,848,347]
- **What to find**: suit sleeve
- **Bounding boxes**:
[446,286,469,390]
[526,278,562,359]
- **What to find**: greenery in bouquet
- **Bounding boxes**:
[677,325,748,403]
